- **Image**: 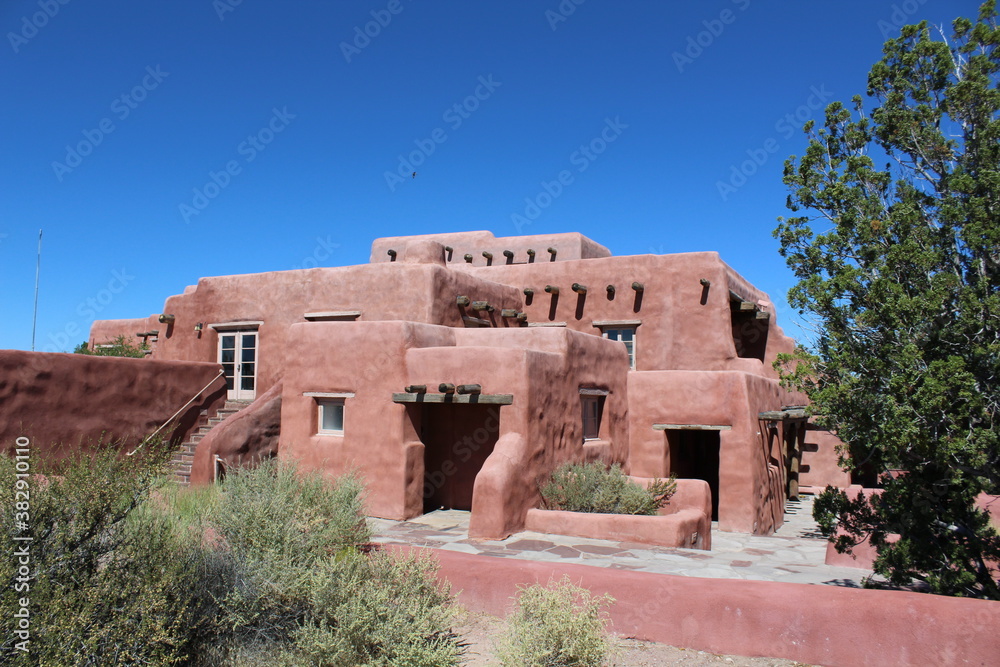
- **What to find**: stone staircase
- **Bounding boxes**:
[170,400,252,485]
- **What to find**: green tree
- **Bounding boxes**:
[775,2,1000,598]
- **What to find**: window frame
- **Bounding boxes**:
[304,391,355,437]
[317,399,345,436]
[580,388,609,442]
[600,325,637,370]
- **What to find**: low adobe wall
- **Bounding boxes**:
[525,508,709,550]
[400,546,1000,667]
[524,478,712,550]
[0,350,227,457]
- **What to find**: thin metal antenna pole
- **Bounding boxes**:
[31,229,41,351]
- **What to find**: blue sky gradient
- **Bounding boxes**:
[0,0,979,352]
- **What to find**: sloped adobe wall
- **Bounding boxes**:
[0,350,227,457]
[190,382,282,484]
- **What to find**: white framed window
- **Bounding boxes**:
[304,392,354,436]
[318,399,345,435]
[602,326,636,369]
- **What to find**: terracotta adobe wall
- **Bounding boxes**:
[628,370,793,534]
[414,546,1000,667]
[0,350,226,457]
[277,321,630,539]
[92,263,523,398]
[370,230,612,266]
[87,317,158,350]
[457,252,798,377]
[798,419,852,490]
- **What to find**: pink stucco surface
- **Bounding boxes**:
[524,508,710,550]
[524,477,713,549]
[370,231,612,266]
[278,321,630,539]
[0,350,226,456]
[404,545,1000,667]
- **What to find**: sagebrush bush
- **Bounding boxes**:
[194,460,463,666]
[209,458,371,566]
[0,438,205,665]
[495,576,614,667]
[540,461,676,515]
[295,550,462,666]
[1,445,463,666]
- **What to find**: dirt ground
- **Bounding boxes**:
[454,608,813,667]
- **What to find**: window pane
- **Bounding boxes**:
[221,335,235,350]
[321,401,344,432]
[241,376,255,391]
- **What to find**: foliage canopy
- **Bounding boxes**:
[775,2,1000,598]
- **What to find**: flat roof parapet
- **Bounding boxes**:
[370,231,611,265]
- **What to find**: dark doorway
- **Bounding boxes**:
[667,430,721,520]
[783,421,803,500]
[421,404,500,513]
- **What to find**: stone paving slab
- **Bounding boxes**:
[369,496,872,587]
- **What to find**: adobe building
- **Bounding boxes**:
[89,231,849,539]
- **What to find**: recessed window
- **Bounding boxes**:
[602,326,636,369]
[581,395,605,440]
[318,399,345,435]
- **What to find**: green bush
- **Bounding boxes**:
[208,458,370,566]
[1,446,463,666]
[0,438,205,665]
[495,576,615,667]
[194,460,463,666]
[540,462,676,515]
[295,550,461,666]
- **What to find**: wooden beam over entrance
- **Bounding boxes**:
[652,423,731,431]
[392,393,513,405]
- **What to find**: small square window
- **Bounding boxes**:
[318,399,345,435]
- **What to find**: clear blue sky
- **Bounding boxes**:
[0,0,980,352]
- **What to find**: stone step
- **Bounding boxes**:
[169,400,252,485]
